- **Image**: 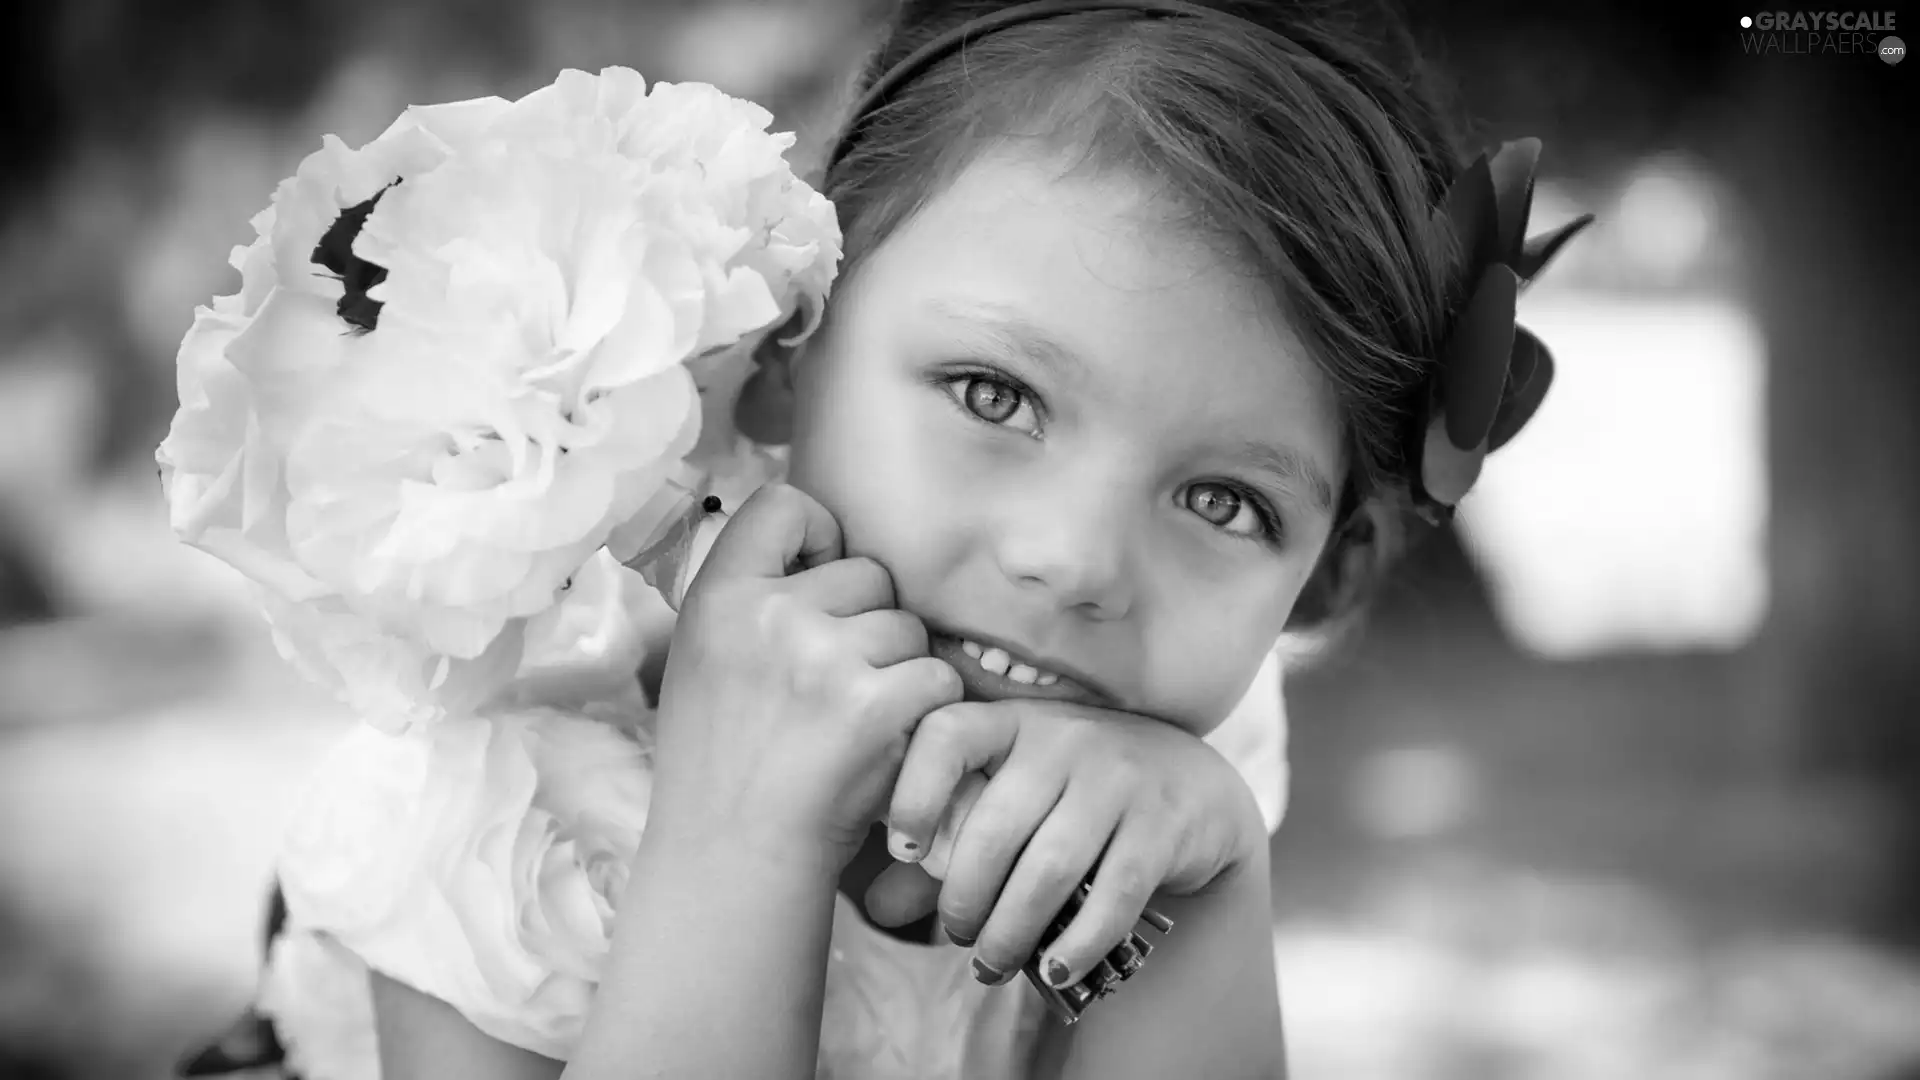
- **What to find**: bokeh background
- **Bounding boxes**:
[1,1,1915,1077]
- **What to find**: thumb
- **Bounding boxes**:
[862,860,942,929]
[695,483,843,583]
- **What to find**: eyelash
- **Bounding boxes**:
[935,365,1046,436]
[934,366,1287,548]
[1191,481,1287,548]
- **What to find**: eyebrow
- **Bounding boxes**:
[930,300,1337,517]
[927,299,1089,383]
[1227,439,1338,517]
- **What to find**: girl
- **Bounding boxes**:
[191,0,1580,1077]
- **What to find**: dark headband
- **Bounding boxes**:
[827,0,1283,172]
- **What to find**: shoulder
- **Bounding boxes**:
[1203,647,1290,835]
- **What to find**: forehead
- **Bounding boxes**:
[848,151,1343,484]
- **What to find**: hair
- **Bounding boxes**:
[813,0,1469,633]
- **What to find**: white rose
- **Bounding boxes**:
[281,706,653,1060]
[257,929,380,1080]
[276,722,472,936]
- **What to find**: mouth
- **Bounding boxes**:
[925,626,1115,708]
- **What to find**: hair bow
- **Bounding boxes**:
[1413,138,1594,523]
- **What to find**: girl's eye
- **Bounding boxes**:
[946,375,1041,436]
[1183,481,1277,541]
[964,378,1021,422]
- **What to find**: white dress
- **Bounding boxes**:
[211,554,1292,1080]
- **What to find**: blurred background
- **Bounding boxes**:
[0,1,1914,1077]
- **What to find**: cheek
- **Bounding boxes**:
[1143,567,1303,735]
[785,354,968,576]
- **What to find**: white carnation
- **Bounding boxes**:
[156,66,841,728]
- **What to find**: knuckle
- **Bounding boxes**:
[795,624,844,668]
[891,610,929,652]
[920,661,963,705]
[1024,847,1085,895]
[760,481,801,510]
[846,556,895,599]
[842,671,887,717]
[736,482,788,524]
[1102,859,1157,908]
[753,589,801,637]
[914,701,966,748]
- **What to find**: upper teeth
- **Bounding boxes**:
[959,639,1059,686]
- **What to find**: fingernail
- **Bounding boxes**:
[886,829,923,863]
[1042,955,1072,988]
[946,927,975,948]
[1140,906,1175,934]
[972,957,1010,985]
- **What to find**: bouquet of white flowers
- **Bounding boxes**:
[156,67,838,734]
[157,70,835,1078]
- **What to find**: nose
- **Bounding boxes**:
[990,467,1136,620]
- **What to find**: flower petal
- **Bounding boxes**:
[1516,214,1597,285]
[1438,265,1518,451]
[1487,137,1542,264]
[1421,416,1486,507]
[1438,154,1501,305]
[1487,327,1555,451]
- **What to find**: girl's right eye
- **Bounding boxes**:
[942,373,1042,438]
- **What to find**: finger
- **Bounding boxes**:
[840,608,928,666]
[697,483,842,581]
[886,703,1020,864]
[856,657,964,741]
[862,860,942,929]
[937,765,1065,963]
[1032,812,1166,990]
[789,556,896,617]
[968,789,1115,985]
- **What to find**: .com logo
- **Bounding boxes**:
[1883,35,1907,64]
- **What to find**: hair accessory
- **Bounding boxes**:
[829,0,1289,172]
[1413,138,1594,523]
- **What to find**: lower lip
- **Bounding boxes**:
[928,634,1102,706]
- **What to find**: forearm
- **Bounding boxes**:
[563,819,839,1080]
[1038,841,1286,1080]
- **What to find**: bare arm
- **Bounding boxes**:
[561,820,841,1080]
[1032,839,1287,1080]
[369,824,839,1080]
[372,975,563,1080]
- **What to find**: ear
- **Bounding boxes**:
[1285,508,1382,631]
[735,322,804,446]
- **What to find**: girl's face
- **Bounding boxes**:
[784,151,1344,735]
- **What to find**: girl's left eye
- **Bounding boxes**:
[1183,481,1277,542]
[943,374,1042,436]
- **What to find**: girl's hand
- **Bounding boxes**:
[648,484,964,876]
[884,701,1266,989]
